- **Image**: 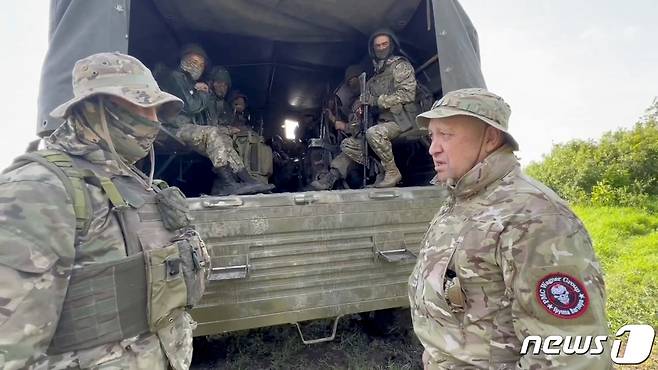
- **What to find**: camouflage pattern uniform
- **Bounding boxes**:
[157,44,211,127]
[206,66,234,127]
[0,53,201,370]
[310,66,365,190]
[365,29,416,187]
[333,99,366,172]
[157,49,248,174]
[409,89,611,369]
[175,124,245,173]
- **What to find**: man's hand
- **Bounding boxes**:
[323,108,336,123]
[228,126,242,134]
[334,120,347,132]
[194,82,209,92]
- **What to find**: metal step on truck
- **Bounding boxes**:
[37,0,486,341]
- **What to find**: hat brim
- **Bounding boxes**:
[50,85,183,120]
[416,106,519,151]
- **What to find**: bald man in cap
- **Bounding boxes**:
[409,88,611,369]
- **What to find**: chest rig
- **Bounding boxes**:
[368,57,401,104]
[367,56,417,131]
[10,150,210,354]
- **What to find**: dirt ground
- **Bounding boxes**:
[191,309,423,370]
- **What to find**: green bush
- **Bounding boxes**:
[525,104,658,207]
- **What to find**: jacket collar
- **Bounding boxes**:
[431,146,519,200]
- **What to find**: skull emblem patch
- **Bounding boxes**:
[536,273,589,319]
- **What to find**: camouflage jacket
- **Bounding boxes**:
[207,94,234,128]
[158,68,210,125]
[409,147,611,369]
[368,56,416,111]
[0,121,195,370]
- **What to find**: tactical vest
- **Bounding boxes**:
[7,150,210,355]
[367,56,418,131]
[368,57,404,122]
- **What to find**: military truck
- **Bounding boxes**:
[37,0,485,341]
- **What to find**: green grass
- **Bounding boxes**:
[573,203,658,370]
[572,203,658,330]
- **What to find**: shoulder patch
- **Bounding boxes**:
[536,272,589,319]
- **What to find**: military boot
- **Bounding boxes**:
[374,160,402,188]
[211,166,242,196]
[310,168,340,190]
[235,168,275,194]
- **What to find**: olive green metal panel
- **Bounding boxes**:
[187,186,446,336]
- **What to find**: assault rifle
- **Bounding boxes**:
[358,72,369,188]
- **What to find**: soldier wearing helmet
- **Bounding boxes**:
[0,52,212,370]
[409,88,611,369]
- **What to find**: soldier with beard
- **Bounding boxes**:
[0,52,212,370]
[159,46,273,195]
[364,29,417,188]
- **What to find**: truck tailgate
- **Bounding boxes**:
[187,186,446,336]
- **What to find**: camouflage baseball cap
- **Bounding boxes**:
[416,88,518,150]
[50,52,183,120]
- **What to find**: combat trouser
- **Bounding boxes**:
[175,124,245,172]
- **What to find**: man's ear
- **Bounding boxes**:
[484,126,505,153]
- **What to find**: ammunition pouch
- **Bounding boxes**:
[145,228,210,332]
[48,227,210,353]
[389,102,419,133]
[48,254,149,354]
[156,186,193,231]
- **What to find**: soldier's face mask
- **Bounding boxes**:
[102,99,161,164]
[180,54,205,81]
[76,98,162,164]
[373,35,392,60]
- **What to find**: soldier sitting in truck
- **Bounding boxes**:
[363,29,418,188]
[158,44,274,196]
[206,65,234,128]
[311,64,369,190]
[227,91,276,186]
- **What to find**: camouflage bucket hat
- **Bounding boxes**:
[416,88,518,150]
[50,52,183,120]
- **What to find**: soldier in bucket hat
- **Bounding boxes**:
[0,52,211,370]
[408,88,611,369]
